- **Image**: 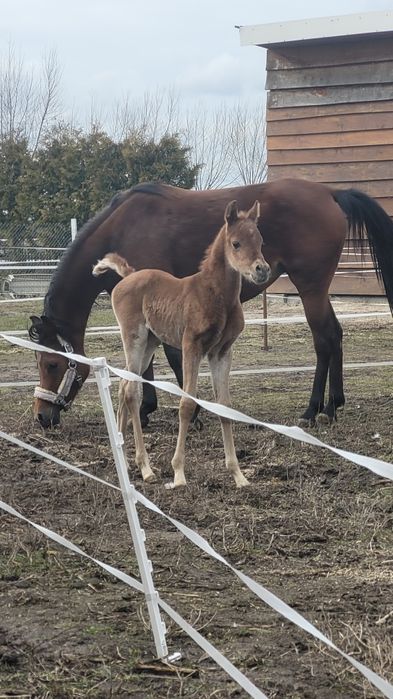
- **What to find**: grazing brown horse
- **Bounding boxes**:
[29,178,393,429]
[92,200,269,487]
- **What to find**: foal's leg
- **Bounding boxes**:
[168,341,203,488]
[118,332,156,483]
[163,343,201,427]
[299,293,344,426]
[208,350,249,488]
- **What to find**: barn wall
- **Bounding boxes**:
[266,36,393,215]
[265,35,393,295]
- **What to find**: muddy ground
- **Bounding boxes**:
[0,295,392,699]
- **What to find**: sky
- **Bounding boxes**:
[1,0,392,126]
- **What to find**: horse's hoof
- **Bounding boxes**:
[316,413,332,426]
[140,414,149,429]
[298,417,313,429]
[192,418,204,432]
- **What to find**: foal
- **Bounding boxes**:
[92,200,270,488]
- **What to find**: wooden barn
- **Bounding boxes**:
[239,11,393,296]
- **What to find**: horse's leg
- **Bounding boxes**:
[118,335,156,483]
[163,343,201,426]
[319,305,345,424]
[299,294,344,426]
[208,350,249,488]
[140,360,158,428]
[163,344,183,385]
[168,342,202,488]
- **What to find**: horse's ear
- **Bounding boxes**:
[29,315,41,326]
[248,200,260,222]
[28,315,42,342]
[225,200,238,226]
[28,314,57,343]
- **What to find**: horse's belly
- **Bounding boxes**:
[145,311,184,349]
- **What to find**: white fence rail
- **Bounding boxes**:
[1,332,393,698]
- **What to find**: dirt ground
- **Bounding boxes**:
[0,295,392,699]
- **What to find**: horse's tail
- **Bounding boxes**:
[92,253,135,278]
[332,188,393,313]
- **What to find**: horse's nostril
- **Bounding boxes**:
[36,411,60,429]
[256,264,267,273]
[37,412,49,428]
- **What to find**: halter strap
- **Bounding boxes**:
[34,335,83,410]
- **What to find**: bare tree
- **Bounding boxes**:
[31,50,61,154]
[107,89,267,190]
[0,44,61,149]
[109,87,180,142]
[229,100,267,184]
[182,103,234,190]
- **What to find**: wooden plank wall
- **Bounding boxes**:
[266,36,393,215]
[265,36,393,296]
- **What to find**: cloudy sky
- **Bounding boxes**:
[1,0,392,123]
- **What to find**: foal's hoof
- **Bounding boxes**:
[235,474,250,488]
[164,480,186,490]
[142,470,157,483]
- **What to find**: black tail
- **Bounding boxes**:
[333,188,393,313]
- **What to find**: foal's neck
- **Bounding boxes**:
[201,226,241,304]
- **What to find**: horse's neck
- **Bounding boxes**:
[44,261,108,352]
[201,229,241,305]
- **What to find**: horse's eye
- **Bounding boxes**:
[232,241,241,250]
[47,362,59,371]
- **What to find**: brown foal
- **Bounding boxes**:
[92,200,270,488]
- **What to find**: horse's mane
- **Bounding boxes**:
[44,182,168,324]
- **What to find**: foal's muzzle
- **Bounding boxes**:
[251,262,271,285]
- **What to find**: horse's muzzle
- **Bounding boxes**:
[36,404,61,429]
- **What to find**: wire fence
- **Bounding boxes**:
[0,220,74,298]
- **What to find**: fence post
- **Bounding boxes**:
[70,218,78,242]
[92,357,168,659]
[261,290,269,351]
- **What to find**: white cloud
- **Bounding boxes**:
[176,52,262,97]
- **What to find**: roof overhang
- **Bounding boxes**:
[239,11,393,48]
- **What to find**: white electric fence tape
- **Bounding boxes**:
[1,332,393,484]
[1,333,393,696]
[0,499,268,699]
[1,429,393,698]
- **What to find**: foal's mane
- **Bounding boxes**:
[43,182,167,325]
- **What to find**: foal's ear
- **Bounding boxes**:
[225,200,238,226]
[247,200,260,222]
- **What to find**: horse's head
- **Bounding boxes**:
[224,200,270,285]
[28,315,90,428]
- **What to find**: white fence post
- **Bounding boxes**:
[93,357,168,659]
[70,218,78,241]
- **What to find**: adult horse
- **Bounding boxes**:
[29,177,393,429]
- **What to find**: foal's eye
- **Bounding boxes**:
[47,362,58,371]
[232,241,241,250]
